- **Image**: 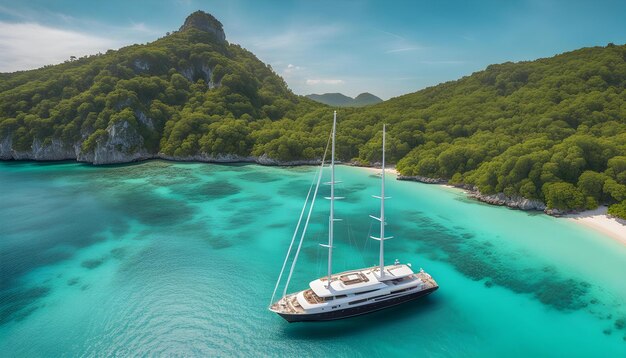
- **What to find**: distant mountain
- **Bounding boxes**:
[305,92,383,107]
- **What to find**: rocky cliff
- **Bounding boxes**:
[179,10,226,43]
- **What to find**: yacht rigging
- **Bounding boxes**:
[270,112,438,322]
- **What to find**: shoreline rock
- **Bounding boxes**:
[395,172,552,213]
[397,175,447,184]
[467,191,547,211]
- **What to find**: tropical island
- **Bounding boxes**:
[0,11,625,222]
[2,4,626,356]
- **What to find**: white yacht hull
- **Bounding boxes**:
[275,285,438,323]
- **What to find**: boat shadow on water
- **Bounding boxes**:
[279,295,442,339]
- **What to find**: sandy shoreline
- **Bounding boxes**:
[355,165,399,176]
[351,166,625,245]
[565,207,626,245]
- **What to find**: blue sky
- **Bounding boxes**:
[0,0,625,99]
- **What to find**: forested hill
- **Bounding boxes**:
[0,11,323,164]
[343,43,626,215]
[0,11,625,215]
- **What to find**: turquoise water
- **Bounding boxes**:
[0,160,625,357]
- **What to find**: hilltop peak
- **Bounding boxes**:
[306,92,383,107]
[179,10,226,42]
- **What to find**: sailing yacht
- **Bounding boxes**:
[269,112,438,322]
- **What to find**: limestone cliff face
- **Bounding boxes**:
[77,120,152,165]
[0,136,12,160]
[1,118,153,164]
[158,153,321,166]
[180,63,219,88]
[179,10,226,43]
[468,191,547,211]
[0,136,78,161]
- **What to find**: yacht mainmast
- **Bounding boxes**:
[322,111,338,287]
[371,124,392,277]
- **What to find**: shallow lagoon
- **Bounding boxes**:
[1,160,625,356]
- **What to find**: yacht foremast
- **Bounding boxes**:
[326,111,337,286]
[379,124,386,276]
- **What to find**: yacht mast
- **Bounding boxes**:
[327,111,337,286]
[379,124,386,276]
[370,125,392,277]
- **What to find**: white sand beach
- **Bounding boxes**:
[355,165,399,176]
[565,206,626,245]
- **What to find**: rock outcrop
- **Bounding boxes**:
[0,135,12,160]
[77,120,152,165]
[397,175,447,184]
[159,153,321,166]
[1,136,78,161]
[468,191,547,211]
[397,172,551,212]
[179,10,226,43]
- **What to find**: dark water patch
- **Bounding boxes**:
[13,306,38,322]
[0,248,73,292]
[173,181,241,202]
[231,194,272,204]
[335,183,369,201]
[221,205,264,229]
[0,286,50,325]
[81,258,104,269]
[277,180,314,198]
[207,236,233,250]
[113,190,196,226]
[267,222,289,229]
[81,285,90,291]
[228,212,256,227]
[109,219,131,238]
[615,317,625,330]
[134,229,153,240]
[110,247,127,260]
[171,221,209,237]
[148,176,192,187]
[535,279,590,311]
[396,213,596,312]
[67,277,80,286]
[192,225,233,250]
[211,163,252,172]
[146,166,199,187]
[238,171,281,183]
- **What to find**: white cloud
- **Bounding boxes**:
[385,46,421,53]
[306,79,345,85]
[0,21,121,72]
[283,63,302,74]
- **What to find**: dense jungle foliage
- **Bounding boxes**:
[0,13,624,216]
